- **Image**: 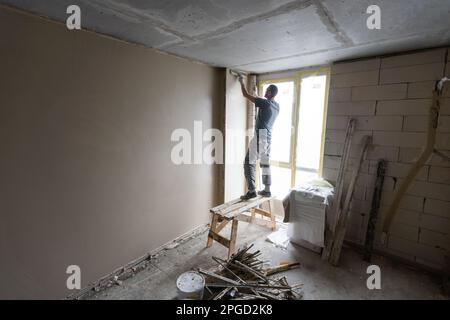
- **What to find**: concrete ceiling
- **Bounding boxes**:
[2,0,450,74]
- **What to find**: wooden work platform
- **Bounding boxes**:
[206,196,275,258]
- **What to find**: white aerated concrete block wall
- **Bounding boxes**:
[323,47,450,272]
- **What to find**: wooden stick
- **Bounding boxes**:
[198,269,240,285]
[232,261,269,283]
[382,90,441,239]
[257,291,282,300]
[228,220,239,258]
[213,287,232,300]
[205,283,291,290]
[229,244,254,262]
[329,135,372,266]
[212,256,245,283]
[264,262,300,276]
[363,159,387,262]
[322,118,356,261]
[206,213,219,247]
[208,230,230,248]
[233,294,268,300]
[332,118,356,227]
[434,149,450,162]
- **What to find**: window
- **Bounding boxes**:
[262,81,294,164]
[296,74,327,181]
[258,69,329,199]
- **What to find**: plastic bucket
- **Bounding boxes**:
[176,271,205,300]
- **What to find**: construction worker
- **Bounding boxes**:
[239,76,279,200]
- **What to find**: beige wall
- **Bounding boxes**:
[224,71,247,201]
[0,6,224,299]
[323,47,450,272]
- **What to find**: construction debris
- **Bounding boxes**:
[67,225,210,300]
[197,244,303,300]
[266,228,290,249]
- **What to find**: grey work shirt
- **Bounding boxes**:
[255,97,280,137]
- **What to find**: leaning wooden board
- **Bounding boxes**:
[328,135,372,266]
[322,118,356,261]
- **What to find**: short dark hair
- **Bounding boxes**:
[268,84,278,97]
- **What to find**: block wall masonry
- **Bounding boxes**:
[323,47,450,272]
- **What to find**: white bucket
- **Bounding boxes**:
[176,271,205,300]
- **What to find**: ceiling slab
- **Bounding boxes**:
[163,5,342,67]
[321,0,450,45]
[110,0,296,38]
[1,0,449,73]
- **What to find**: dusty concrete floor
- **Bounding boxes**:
[86,223,446,300]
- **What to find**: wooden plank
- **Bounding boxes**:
[236,214,253,223]
[265,262,301,276]
[213,199,250,214]
[268,199,276,231]
[250,208,256,222]
[232,260,269,283]
[228,220,239,258]
[198,269,240,285]
[208,230,230,248]
[205,283,290,290]
[207,213,219,247]
[218,201,253,216]
[364,159,387,262]
[210,198,242,213]
[333,118,356,226]
[223,197,274,218]
[329,135,372,266]
[216,219,230,233]
[322,118,355,261]
[212,196,273,217]
[253,207,272,218]
[236,214,275,229]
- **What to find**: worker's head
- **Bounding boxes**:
[265,84,278,100]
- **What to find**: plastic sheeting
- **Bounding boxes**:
[287,179,334,248]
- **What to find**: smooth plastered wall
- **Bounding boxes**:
[0,6,224,299]
[224,71,247,201]
[323,47,450,272]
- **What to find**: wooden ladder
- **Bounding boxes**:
[206,196,276,258]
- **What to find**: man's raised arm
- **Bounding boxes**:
[239,76,256,103]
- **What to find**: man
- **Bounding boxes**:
[239,76,279,200]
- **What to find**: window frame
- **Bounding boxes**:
[258,67,330,190]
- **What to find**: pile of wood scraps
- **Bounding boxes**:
[198,244,303,300]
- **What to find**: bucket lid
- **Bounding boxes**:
[176,271,205,293]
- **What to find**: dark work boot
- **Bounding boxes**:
[258,190,271,197]
[240,191,257,200]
